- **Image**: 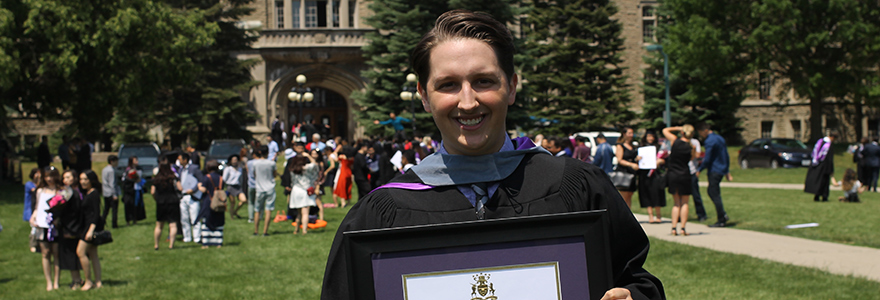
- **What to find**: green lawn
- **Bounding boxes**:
[721,145,857,184]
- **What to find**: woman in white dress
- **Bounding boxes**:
[288,154,319,235]
[30,167,62,291]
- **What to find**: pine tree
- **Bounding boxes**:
[522,0,630,136]
[354,0,520,140]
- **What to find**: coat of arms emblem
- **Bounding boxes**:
[470,273,498,300]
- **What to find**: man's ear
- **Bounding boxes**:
[417,82,431,113]
[507,74,518,105]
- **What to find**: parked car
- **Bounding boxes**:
[574,131,622,165]
[738,138,811,169]
[207,139,247,170]
[116,143,161,179]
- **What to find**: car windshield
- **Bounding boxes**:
[209,143,242,157]
[119,146,159,159]
[772,139,807,150]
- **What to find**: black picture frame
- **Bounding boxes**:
[343,209,612,300]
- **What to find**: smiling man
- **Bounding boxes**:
[321,10,664,300]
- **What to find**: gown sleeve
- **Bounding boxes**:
[320,190,398,300]
[559,160,665,300]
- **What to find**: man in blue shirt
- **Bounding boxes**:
[592,134,614,174]
[266,135,279,162]
[374,112,410,142]
[696,123,733,227]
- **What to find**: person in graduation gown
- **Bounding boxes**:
[320,10,664,300]
[805,131,840,202]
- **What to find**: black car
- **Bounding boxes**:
[207,139,246,170]
[738,138,811,169]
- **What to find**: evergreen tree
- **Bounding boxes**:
[155,0,261,148]
[354,0,519,140]
[522,0,630,136]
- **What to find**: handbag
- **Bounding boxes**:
[207,174,227,212]
[307,186,316,196]
[609,170,635,189]
[91,230,113,245]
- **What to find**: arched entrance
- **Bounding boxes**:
[287,87,349,139]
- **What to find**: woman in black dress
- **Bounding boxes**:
[77,170,104,290]
[638,131,666,223]
[662,125,696,236]
[615,127,640,207]
[57,169,83,288]
[151,163,181,250]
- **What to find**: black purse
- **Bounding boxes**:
[91,230,113,245]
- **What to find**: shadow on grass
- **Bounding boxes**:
[102,279,129,287]
[0,277,13,284]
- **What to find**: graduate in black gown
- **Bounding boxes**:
[320,10,664,300]
[805,131,840,201]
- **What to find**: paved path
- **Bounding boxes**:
[696,181,805,190]
[634,213,880,282]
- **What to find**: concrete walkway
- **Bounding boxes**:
[696,181,805,190]
[634,213,880,282]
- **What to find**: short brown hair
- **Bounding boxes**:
[411,9,515,88]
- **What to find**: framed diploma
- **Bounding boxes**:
[343,210,611,300]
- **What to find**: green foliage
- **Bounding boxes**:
[522,0,631,136]
[0,0,218,140]
[641,1,751,142]
[354,0,520,139]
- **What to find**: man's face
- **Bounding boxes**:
[390,113,396,119]
[418,38,517,156]
[547,141,562,154]
[178,156,189,166]
[698,129,709,139]
[294,145,305,154]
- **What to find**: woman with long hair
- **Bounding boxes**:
[223,154,247,219]
[122,156,146,225]
[31,167,61,291]
[615,127,640,207]
[638,131,666,223]
[839,168,866,202]
[310,149,326,220]
[76,170,104,290]
[57,169,83,289]
[288,154,320,234]
[151,163,182,250]
[662,125,696,236]
[322,147,339,207]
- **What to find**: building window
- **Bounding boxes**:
[642,5,657,43]
[275,1,284,29]
[759,72,772,100]
[332,1,340,27]
[761,121,774,138]
[348,1,356,27]
[791,120,802,140]
[305,1,318,27]
[292,1,301,28]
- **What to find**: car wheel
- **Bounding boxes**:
[740,159,749,169]
[770,159,779,169]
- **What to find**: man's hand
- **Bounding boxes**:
[726,173,733,181]
[601,288,633,300]
[373,120,380,124]
[112,196,118,202]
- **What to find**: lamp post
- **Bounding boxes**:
[287,74,314,140]
[646,44,670,128]
[399,73,419,134]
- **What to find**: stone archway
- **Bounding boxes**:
[270,64,365,142]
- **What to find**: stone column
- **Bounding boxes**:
[283,0,293,29]
[340,0,349,28]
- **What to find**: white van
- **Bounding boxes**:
[573,131,622,165]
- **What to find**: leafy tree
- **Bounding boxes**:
[353,0,520,140]
[0,0,218,141]
[522,0,630,136]
[642,0,751,142]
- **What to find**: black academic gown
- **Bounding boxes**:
[804,153,834,199]
[320,153,665,300]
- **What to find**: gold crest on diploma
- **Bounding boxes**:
[470,273,498,300]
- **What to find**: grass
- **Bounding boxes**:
[632,185,880,249]
[723,145,858,184]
